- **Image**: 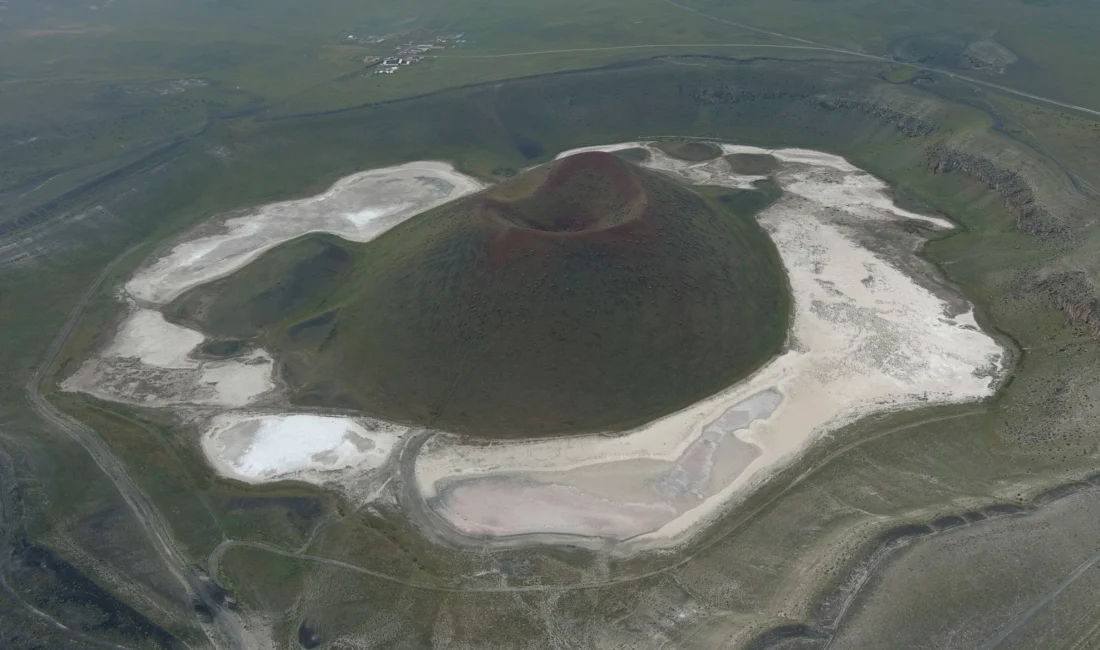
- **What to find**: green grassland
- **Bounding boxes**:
[672,0,1100,108]
[1,2,1100,646]
[0,0,779,226]
[5,0,1099,242]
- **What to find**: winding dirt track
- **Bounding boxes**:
[437,43,842,58]
[659,0,1100,119]
[205,411,986,598]
[979,545,1100,649]
[446,0,1100,120]
[25,245,249,650]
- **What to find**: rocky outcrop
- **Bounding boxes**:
[689,86,799,106]
[1037,271,1100,340]
[813,96,936,137]
[686,87,935,137]
[925,141,1067,237]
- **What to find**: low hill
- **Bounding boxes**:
[172,152,789,437]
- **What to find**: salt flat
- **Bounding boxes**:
[202,413,406,485]
[61,306,276,407]
[127,161,485,306]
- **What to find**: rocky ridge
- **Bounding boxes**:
[925,141,1068,237]
[1037,271,1100,341]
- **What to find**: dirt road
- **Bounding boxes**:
[26,244,250,650]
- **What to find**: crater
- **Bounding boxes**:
[480,151,647,233]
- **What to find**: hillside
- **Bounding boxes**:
[172,151,789,437]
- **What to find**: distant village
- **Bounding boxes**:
[344,32,468,76]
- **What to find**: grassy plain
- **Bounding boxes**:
[7,0,1099,241]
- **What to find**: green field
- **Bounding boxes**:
[6,0,1100,238]
[2,0,1100,648]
